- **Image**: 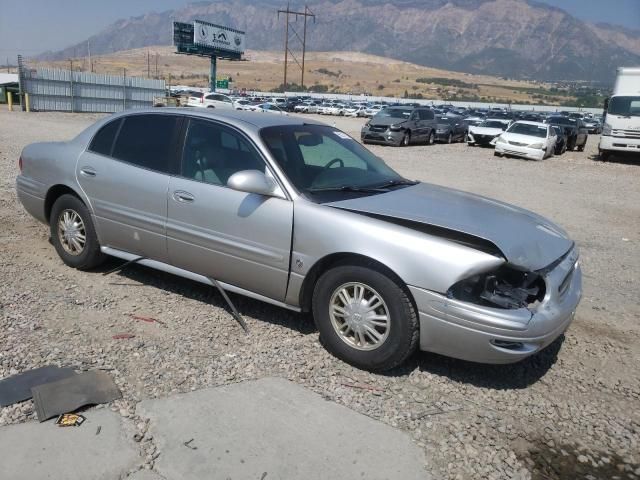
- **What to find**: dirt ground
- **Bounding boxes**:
[0,109,639,479]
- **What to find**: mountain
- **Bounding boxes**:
[37,0,640,83]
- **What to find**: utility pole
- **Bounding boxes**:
[87,40,92,73]
[155,52,158,78]
[277,3,315,91]
[6,57,10,73]
[147,50,150,77]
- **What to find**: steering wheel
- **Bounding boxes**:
[324,158,344,169]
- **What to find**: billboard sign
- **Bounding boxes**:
[193,20,245,56]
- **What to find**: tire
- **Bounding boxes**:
[50,194,105,270]
[312,263,419,371]
[599,150,610,162]
[206,105,215,109]
[494,151,503,157]
[447,133,453,144]
[567,136,576,151]
[427,130,435,145]
[400,132,411,147]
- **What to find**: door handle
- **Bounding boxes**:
[79,167,96,177]
[173,191,195,203]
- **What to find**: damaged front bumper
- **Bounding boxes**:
[495,142,546,160]
[409,247,582,364]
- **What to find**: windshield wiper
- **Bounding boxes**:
[307,185,390,193]
[367,179,419,189]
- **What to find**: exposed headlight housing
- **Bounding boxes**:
[447,266,546,310]
[602,123,612,136]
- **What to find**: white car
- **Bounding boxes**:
[234,99,253,111]
[467,119,511,147]
[187,92,236,110]
[364,105,383,118]
[252,103,288,115]
[345,105,367,117]
[294,102,319,114]
[326,104,347,116]
[493,121,557,161]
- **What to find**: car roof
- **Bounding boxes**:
[106,107,325,131]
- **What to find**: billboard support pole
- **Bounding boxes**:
[210,56,217,92]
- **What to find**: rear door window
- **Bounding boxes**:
[111,114,180,173]
[88,119,122,156]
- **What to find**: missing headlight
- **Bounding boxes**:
[447,266,546,309]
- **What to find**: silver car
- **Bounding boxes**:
[16,109,582,371]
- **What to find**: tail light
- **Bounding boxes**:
[18,156,23,172]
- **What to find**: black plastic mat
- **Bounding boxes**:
[0,366,77,407]
[31,370,122,422]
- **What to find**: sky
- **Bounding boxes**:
[0,0,638,65]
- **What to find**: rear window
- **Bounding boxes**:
[88,119,121,156]
[112,114,180,173]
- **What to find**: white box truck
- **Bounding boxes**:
[599,67,640,160]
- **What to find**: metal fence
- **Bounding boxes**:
[18,62,166,113]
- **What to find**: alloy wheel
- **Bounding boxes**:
[329,282,390,351]
[57,209,86,256]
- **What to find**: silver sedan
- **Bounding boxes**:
[16,109,582,371]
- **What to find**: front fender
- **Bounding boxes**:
[286,201,505,305]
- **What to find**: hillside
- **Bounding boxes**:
[35,0,640,83]
[29,46,587,105]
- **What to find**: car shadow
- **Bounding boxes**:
[95,258,316,336]
[385,335,565,390]
[590,152,640,165]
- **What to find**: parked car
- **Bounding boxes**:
[345,105,367,117]
[467,119,510,147]
[364,105,383,118]
[493,121,557,160]
[187,92,235,110]
[551,125,568,155]
[464,116,486,127]
[582,118,602,134]
[435,116,468,143]
[294,102,318,114]
[16,108,581,371]
[326,104,347,116]
[545,116,588,151]
[361,106,437,146]
[251,103,288,115]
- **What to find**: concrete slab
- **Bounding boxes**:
[138,377,430,480]
[0,409,139,480]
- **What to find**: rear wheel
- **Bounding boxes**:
[447,133,453,144]
[426,130,435,145]
[50,194,105,270]
[312,264,419,371]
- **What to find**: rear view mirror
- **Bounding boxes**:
[227,170,277,197]
[297,133,323,147]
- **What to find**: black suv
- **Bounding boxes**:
[361,106,438,146]
[545,116,588,151]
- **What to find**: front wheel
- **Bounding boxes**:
[447,133,453,144]
[312,264,419,371]
[50,194,105,270]
[426,130,435,145]
[400,132,411,147]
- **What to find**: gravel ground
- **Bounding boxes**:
[1,109,639,479]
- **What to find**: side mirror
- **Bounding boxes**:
[227,170,277,197]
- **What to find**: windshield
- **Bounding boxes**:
[481,120,507,129]
[608,96,640,116]
[376,107,413,119]
[260,124,406,201]
[507,123,548,138]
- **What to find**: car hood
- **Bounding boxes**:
[370,117,407,126]
[327,183,572,271]
[469,126,504,135]
[501,132,547,144]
